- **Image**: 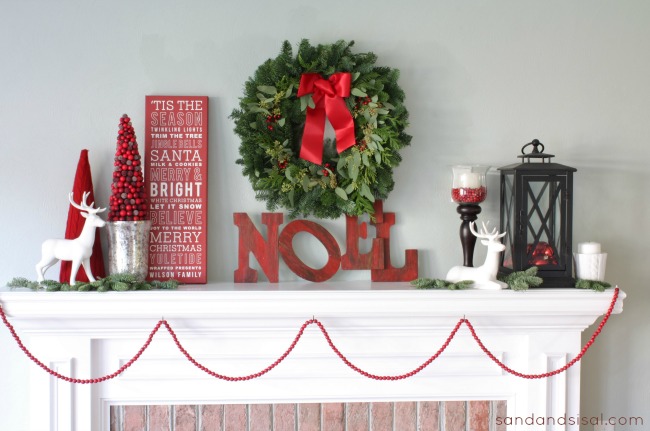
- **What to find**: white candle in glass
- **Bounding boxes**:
[459,172,481,188]
[574,242,607,281]
[578,242,601,254]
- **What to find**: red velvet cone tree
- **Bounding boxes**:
[108,114,148,221]
[59,149,106,283]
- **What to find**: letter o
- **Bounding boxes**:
[279,220,341,282]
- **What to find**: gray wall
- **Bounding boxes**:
[1,1,648,428]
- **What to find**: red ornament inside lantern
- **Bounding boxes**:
[527,242,558,266]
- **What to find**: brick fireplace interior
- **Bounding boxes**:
[110,400,507,431]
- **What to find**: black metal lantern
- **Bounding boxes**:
[498,139,577,287]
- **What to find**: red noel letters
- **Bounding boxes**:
[234,201,418,282]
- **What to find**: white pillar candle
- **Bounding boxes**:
[578,242,601,254]
[459,172,481,188]
[574,253,607,281]
[575,242,606,281]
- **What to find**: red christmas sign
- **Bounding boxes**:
[144,96,209,283]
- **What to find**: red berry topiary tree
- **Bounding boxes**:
[108,114,148,221]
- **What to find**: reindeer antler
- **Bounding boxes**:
[68,191,106,214]
[470,221,506,240]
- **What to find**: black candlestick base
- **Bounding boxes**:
[457,204,482,267]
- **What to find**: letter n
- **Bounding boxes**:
[233,213,283,282]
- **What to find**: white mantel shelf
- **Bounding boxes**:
[0,282,626,431]
[0,281,625,321]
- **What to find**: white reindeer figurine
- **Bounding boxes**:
[36,191,106,285]
[446,221,508,290]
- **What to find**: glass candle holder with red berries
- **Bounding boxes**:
[450,165,490,267]
[451,165,489,204]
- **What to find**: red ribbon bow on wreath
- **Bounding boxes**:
[297,72,356,165]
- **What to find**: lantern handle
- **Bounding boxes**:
[521,139,545,155]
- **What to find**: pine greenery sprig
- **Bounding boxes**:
[7,274,179,292]
[230,39,411,219]
[575,279,612,292]
[6,277,41,290]
[411,278,473,290]
[498,267,544,291]
[151,279,180,290]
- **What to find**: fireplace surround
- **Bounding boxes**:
[0,282,624,430]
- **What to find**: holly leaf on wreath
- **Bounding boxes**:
[360,183,375,202]
[247,105,270,115]
[300,94,316,111]
[284,84,294,98]
[335,187,348,201]
[348,159,360,181]
[257,85,277,95]
[298,176,306,192]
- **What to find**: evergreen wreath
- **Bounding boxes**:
[231,39,411,219]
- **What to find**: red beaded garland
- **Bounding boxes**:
[108,114,148,222]
[0,288,619,384]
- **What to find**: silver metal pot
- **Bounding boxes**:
[106,220,151,281]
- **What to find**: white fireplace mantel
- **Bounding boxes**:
[0,282,625,431]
